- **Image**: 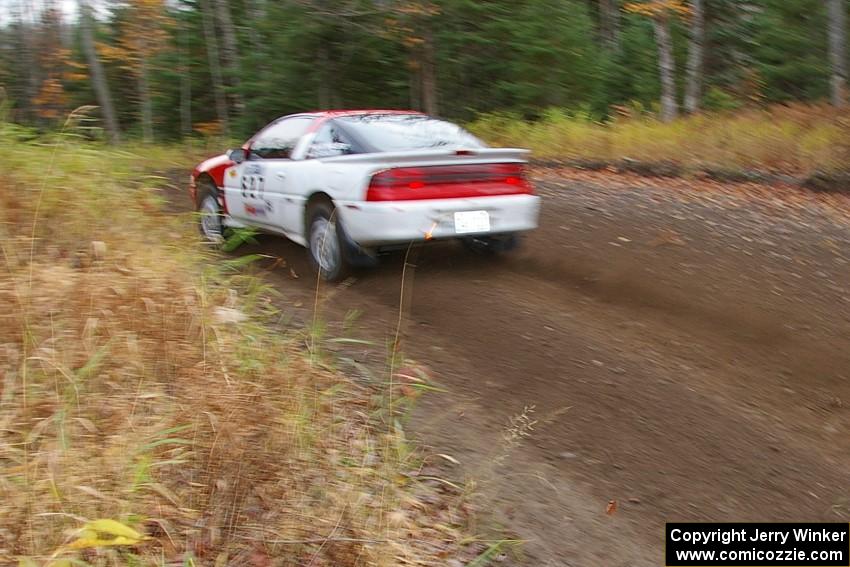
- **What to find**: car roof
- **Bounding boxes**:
[246,110,430,145]
[311,109,426,118]
[267,109,427,129]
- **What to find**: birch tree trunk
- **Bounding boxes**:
[653,16,678,122]
[199,0,230,136]
[684,0,704,113]
[214,0,244,113]
[79,0,120,143]
[827,0,848,107]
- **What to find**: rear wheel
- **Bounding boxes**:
[307,201,349,282]
[197,179,224,243]
[462,233,520,255]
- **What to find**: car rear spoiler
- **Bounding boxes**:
[322,148,531,164]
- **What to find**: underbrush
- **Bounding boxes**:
[468,103,850,176]
[0,121,473,565]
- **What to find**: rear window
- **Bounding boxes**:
[336,114,485,152]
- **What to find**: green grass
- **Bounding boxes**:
[468,103,850,176]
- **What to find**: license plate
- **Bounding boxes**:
[454,210,491,234]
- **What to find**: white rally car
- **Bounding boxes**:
[189,110,540,280]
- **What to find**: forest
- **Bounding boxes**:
[1,0,849,143]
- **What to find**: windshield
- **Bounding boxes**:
[335,114,486,152]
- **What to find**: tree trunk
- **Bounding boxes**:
[599,0,621,52]
[827,0,848,107]
[138,54,153,143]
[10,0,38,122]
[180,20,192,137]
[421,29,438,116]
[79,0,120,143]
[26,1,40,106]
[247,0,267,55]
[684,0,705,113]
[199,0,229,136]
[653,16,678,122]
[214,0,244,113]
[409,62,421,111]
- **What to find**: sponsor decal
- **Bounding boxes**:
[244,202,272,217]
[241,166,266,199]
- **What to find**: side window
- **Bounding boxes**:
[307,122,357,159]
[249,117,314,160]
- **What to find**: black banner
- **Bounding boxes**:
[666,523,850,566]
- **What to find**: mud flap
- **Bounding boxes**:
[338,222,379,268]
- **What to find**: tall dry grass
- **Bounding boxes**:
[0,118,471,565]
[468,104,850,175]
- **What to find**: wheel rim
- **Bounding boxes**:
[310,217,340,274]
[200,196,223,241]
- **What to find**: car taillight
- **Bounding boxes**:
[365,163,534,201]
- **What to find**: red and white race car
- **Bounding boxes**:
[189,110,540,280]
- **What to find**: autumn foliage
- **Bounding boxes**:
[624,0,691,18]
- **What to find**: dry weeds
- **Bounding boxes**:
[0,124,477,566]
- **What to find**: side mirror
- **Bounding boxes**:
[226,148,246,164]
[308,142,351,159]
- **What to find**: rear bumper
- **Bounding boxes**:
[336,194,541,247]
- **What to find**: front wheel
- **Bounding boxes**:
[307,202,350,282]
[197,182,224,244]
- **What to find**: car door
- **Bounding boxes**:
[225,116,316,234]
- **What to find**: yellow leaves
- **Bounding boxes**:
[193,120,225,137]
[394,1,440,18]
[25,520,149,567]
[61,519,149,552]
[96,42,126,62]
[33,78,68,120]
[382,0,439,45]
[19,559,74,567]
[624,0,691,19]
[65,72,90,83]
[100,0,173,72]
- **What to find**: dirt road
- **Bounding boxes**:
[167,169,850,565]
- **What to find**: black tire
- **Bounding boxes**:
[196,178,225,243]
[306,201,350,282]
[462,233,520,255]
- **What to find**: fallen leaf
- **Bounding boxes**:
[82,519,146,541]
[61,518,148,551]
